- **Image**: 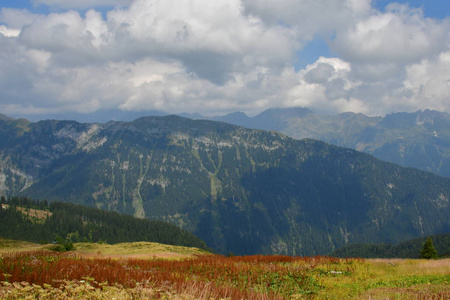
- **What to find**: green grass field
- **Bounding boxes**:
[317,258,450,299]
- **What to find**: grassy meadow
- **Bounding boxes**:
[0,238,448,299]
[0,238,50,253]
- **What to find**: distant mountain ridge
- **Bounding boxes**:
[0,114,449,255]
[7,107,450,177]
[196,108,450,177]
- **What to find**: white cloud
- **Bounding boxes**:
[105,0,295,82]
[304,63,336,84]
[242,0,372,41]
[398,51,450,112]
[0,0,449,119]
[0,25,20,37]
[332,4,449,65]
[284,48,450,116]
[17,9,112,68]
[285,57,366,114]
[0,8,40,30]
[285,3,450,115]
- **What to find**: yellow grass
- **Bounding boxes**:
[0,237,210,259]
[0,238,50,253]
[73,241,211,259]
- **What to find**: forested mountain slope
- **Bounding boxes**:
[0,196,209,250]
[0,115,449,255]
[207,108,450,177]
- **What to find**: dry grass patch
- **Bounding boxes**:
[73,241,210,259]
[0,238,50,253]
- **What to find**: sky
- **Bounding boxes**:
[0,0,449,121]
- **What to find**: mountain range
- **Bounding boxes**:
[0,113,449,255]
[15,107,450,178]
[198,108,450,178]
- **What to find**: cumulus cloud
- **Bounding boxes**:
[16,9,112,67]
[398,51,450,112]
[304,63,336,84]
[106,0,295,82]
[285,50,450,116]
[242,0,372,40]
[0,8,40,30]
[0,0,299,116]
[332,4,449,64]
[0,0,449,119]
[285,57,365,114]
[280,2,450,116]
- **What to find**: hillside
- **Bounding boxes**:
[0,197,209,251]
[207,108,450,177]
[0,115,449,255]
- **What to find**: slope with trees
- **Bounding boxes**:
[0,196,210,251]
[0,115,449,255]
[207,108,450,177]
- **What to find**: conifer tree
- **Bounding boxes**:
[420,237,438,259]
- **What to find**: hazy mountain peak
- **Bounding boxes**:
[414,109,450,125]
[199,107,450,177]
[0,113,13,121]
[224,111,249,118]
[254,107,312,119]
[380,109,450,130]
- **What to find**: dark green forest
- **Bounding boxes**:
[330,233,450,258]
[0,196,210,251]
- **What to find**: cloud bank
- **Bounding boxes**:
[0,0,449,118]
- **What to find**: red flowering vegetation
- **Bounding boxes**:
[0,251,357,299]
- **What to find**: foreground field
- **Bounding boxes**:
[0,249,448,299]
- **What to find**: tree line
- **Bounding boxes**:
[0,196,210,251]
[330,233,449,259]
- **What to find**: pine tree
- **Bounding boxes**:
[420,237,438,259]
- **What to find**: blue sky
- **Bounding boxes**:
[374,0,450,19]
[0,0,449,121]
